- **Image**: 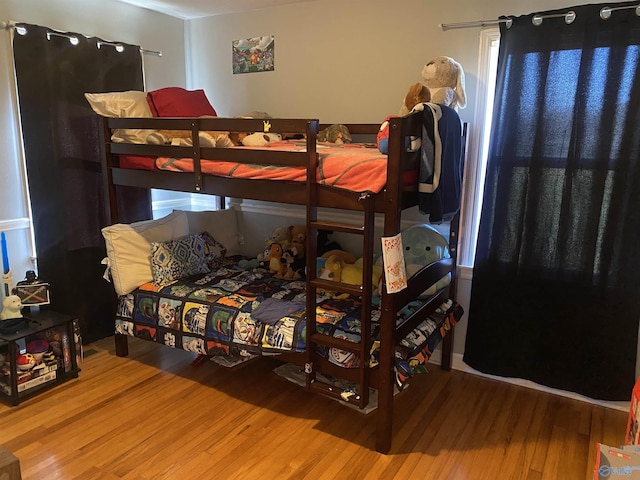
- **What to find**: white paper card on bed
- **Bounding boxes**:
[381,233,407,293]
[101,211,189,296]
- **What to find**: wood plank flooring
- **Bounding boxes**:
[0,336,628,479]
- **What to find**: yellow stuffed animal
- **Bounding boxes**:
[341,258,383,289]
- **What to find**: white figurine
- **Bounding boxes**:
[0,294,23,320]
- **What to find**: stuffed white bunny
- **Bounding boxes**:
[421,56,467,110]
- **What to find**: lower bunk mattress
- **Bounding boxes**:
[114,257,463,385]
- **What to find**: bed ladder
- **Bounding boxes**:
[304,195,377,410]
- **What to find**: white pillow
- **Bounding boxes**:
[84,90,153,144]
[182,208,242,255]
[102,211,189,296]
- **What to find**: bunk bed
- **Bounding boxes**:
[98,111,464,454]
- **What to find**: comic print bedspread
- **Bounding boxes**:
[114,257,463,377]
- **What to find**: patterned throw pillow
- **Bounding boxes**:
[151,233,210,286]
[199,231,227,270]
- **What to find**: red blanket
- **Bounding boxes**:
[155,140,390,194]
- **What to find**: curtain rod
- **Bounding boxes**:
[440,4,640,31]
[440,18,512,31]
[1,20,162,56]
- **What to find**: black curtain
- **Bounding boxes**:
[464,3,640,400]
[12,24,151,343]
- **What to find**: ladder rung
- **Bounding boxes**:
[310,278,363,296]
[310,221,365,235]
[310,379,362,407]
[310,333,362,354]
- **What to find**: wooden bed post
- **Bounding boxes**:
[100,117,129,357]
[115,333,129,357]
[441,210,461,371]
[375,116,408,454]
[99,117,120,225]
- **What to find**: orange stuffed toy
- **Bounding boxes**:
[264,243,285,276]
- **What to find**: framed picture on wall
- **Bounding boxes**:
[232,35,275,74]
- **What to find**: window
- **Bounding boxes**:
[459,28,500,268]
[151,190,221,219]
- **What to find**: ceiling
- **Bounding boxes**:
[113,0,321,20]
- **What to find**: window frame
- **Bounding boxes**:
[459,27,500,268]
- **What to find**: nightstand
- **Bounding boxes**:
[0,310,80,406]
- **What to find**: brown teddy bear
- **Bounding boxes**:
[399,82,432,116]
[287,225,306,259]
[421,56,466,110]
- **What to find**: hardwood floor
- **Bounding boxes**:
[0,336,628,479]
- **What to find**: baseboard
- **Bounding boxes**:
[447,353,629,412]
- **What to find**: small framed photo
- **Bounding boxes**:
[232,35,275,74]
[13,282,51,306]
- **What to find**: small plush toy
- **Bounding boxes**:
[286,225,307,274]
[321,249,356,265]
[268,226,290,245]
[341,258,384,290]
[287,225,306,255]
[237,258,260,270]
[0,294,23,320]
[278,248,302,280]
[146,115,236,147]
[421,56,467,110]
[16,353,36,371]
[264,242,285,276]
[239,132,282,147]
[376,115,415,154]
[317,230,343,256]
[26,339,49,363]
[317,124,352,144]
[228,112,287,146]
[399,82,432,116]
[257,226,289,264]
[318,254,344,282]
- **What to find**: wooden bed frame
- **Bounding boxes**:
[99,112,462,454]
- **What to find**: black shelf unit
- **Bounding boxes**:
[0,310,80,406]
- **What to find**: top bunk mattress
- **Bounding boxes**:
[120,140,418,195]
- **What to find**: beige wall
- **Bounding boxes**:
[185,0,585,124]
